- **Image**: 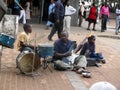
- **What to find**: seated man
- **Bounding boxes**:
[75,35,105,66]
[53,31,88,73]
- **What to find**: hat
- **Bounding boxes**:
[89,82,117,90]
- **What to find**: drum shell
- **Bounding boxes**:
[0,33,15,48]
[17,51,41,74]
[37,45,54,58]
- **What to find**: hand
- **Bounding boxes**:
[56,19,60,23]
[64,52,72,57]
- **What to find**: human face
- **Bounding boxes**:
[60,33,68,43]
[27,26,32,33]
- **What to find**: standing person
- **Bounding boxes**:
[78,2,85,27]
[25,0,31,23]
[87,3,97,31]
[100,3,110,32]
[46,0,55,29]
[115,4,120,35]
[48,0,65,41]
[63,1,76,33]
[13,0,21,15]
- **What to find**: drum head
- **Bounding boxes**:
[18,52,41,74]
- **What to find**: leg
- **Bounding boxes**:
[79,16,83,27]
[63,17,67,31]
[87,22,91,30]
[92,23,96,31]
[54,60,72,70]
[57,20,63,39]
[115,19,120,35]
[66,16,71,33]
[101,15,105,32]
[48,23,57,40]
[74,55,87,69]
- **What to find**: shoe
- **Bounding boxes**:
[115,32,118,35]
[87,28,90,30]
[95,63,102,67]
[101,30,105,32]
[101,59,106,64]
[92,28,96,31]
[48,36,53,41]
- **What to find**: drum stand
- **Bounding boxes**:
[42,57,52,73]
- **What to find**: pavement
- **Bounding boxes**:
[0,19,120,90]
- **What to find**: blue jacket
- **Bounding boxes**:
[54,0,64,21]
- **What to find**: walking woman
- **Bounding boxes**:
[87,3,97,31]
[100,3,110,32]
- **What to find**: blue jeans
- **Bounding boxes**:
[115,18,120,34]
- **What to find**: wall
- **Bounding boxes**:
[69,0,79,26]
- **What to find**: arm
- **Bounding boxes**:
[54,3,60,22]
[116,9,120,16]
[70,6,76,15]
[14,0,24,10]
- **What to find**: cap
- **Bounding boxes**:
[89,81,117,90]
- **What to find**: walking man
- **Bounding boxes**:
[115,4,120,35]
[63,1,76,33]
[78,2,85,27]
[48,0,65,41]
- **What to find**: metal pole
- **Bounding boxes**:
[40,0,44,23]
[0,46,3,72]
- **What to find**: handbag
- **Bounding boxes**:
[48,12,55,23]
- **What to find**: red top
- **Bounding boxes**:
[88,6,97,20]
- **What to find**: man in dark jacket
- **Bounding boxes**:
[48,0,65,41]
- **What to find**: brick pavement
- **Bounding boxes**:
[0,19,120,90]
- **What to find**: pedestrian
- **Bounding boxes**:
[115,4,120,35]
[48,0,65,41]
[25,0,31,23]
[78,2,85,27]
[63,1,76,33]
[13,0,21,15]
[86,3,97,31]
[100,3,110,32]
[46,0,55,30]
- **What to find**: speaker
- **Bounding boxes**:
[0,0,7,21]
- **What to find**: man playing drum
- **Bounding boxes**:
[17,24,36,52]
[52,31,90,77]
[16,24,40,75]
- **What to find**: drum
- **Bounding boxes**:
[0,33,15,48]
[37,44,54,58]
[16,51,41,74]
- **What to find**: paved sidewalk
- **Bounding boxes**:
[0,19,120,90]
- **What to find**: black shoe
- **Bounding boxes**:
[101,59,106,64]
[101,30,105,32]
[48,36,53,41]
[87,28,90,30]
[92,28,96,31]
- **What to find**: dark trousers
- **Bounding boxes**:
[101,14,108,32]
[48,19,63,39]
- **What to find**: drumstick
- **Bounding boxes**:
[31,33,37,75]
